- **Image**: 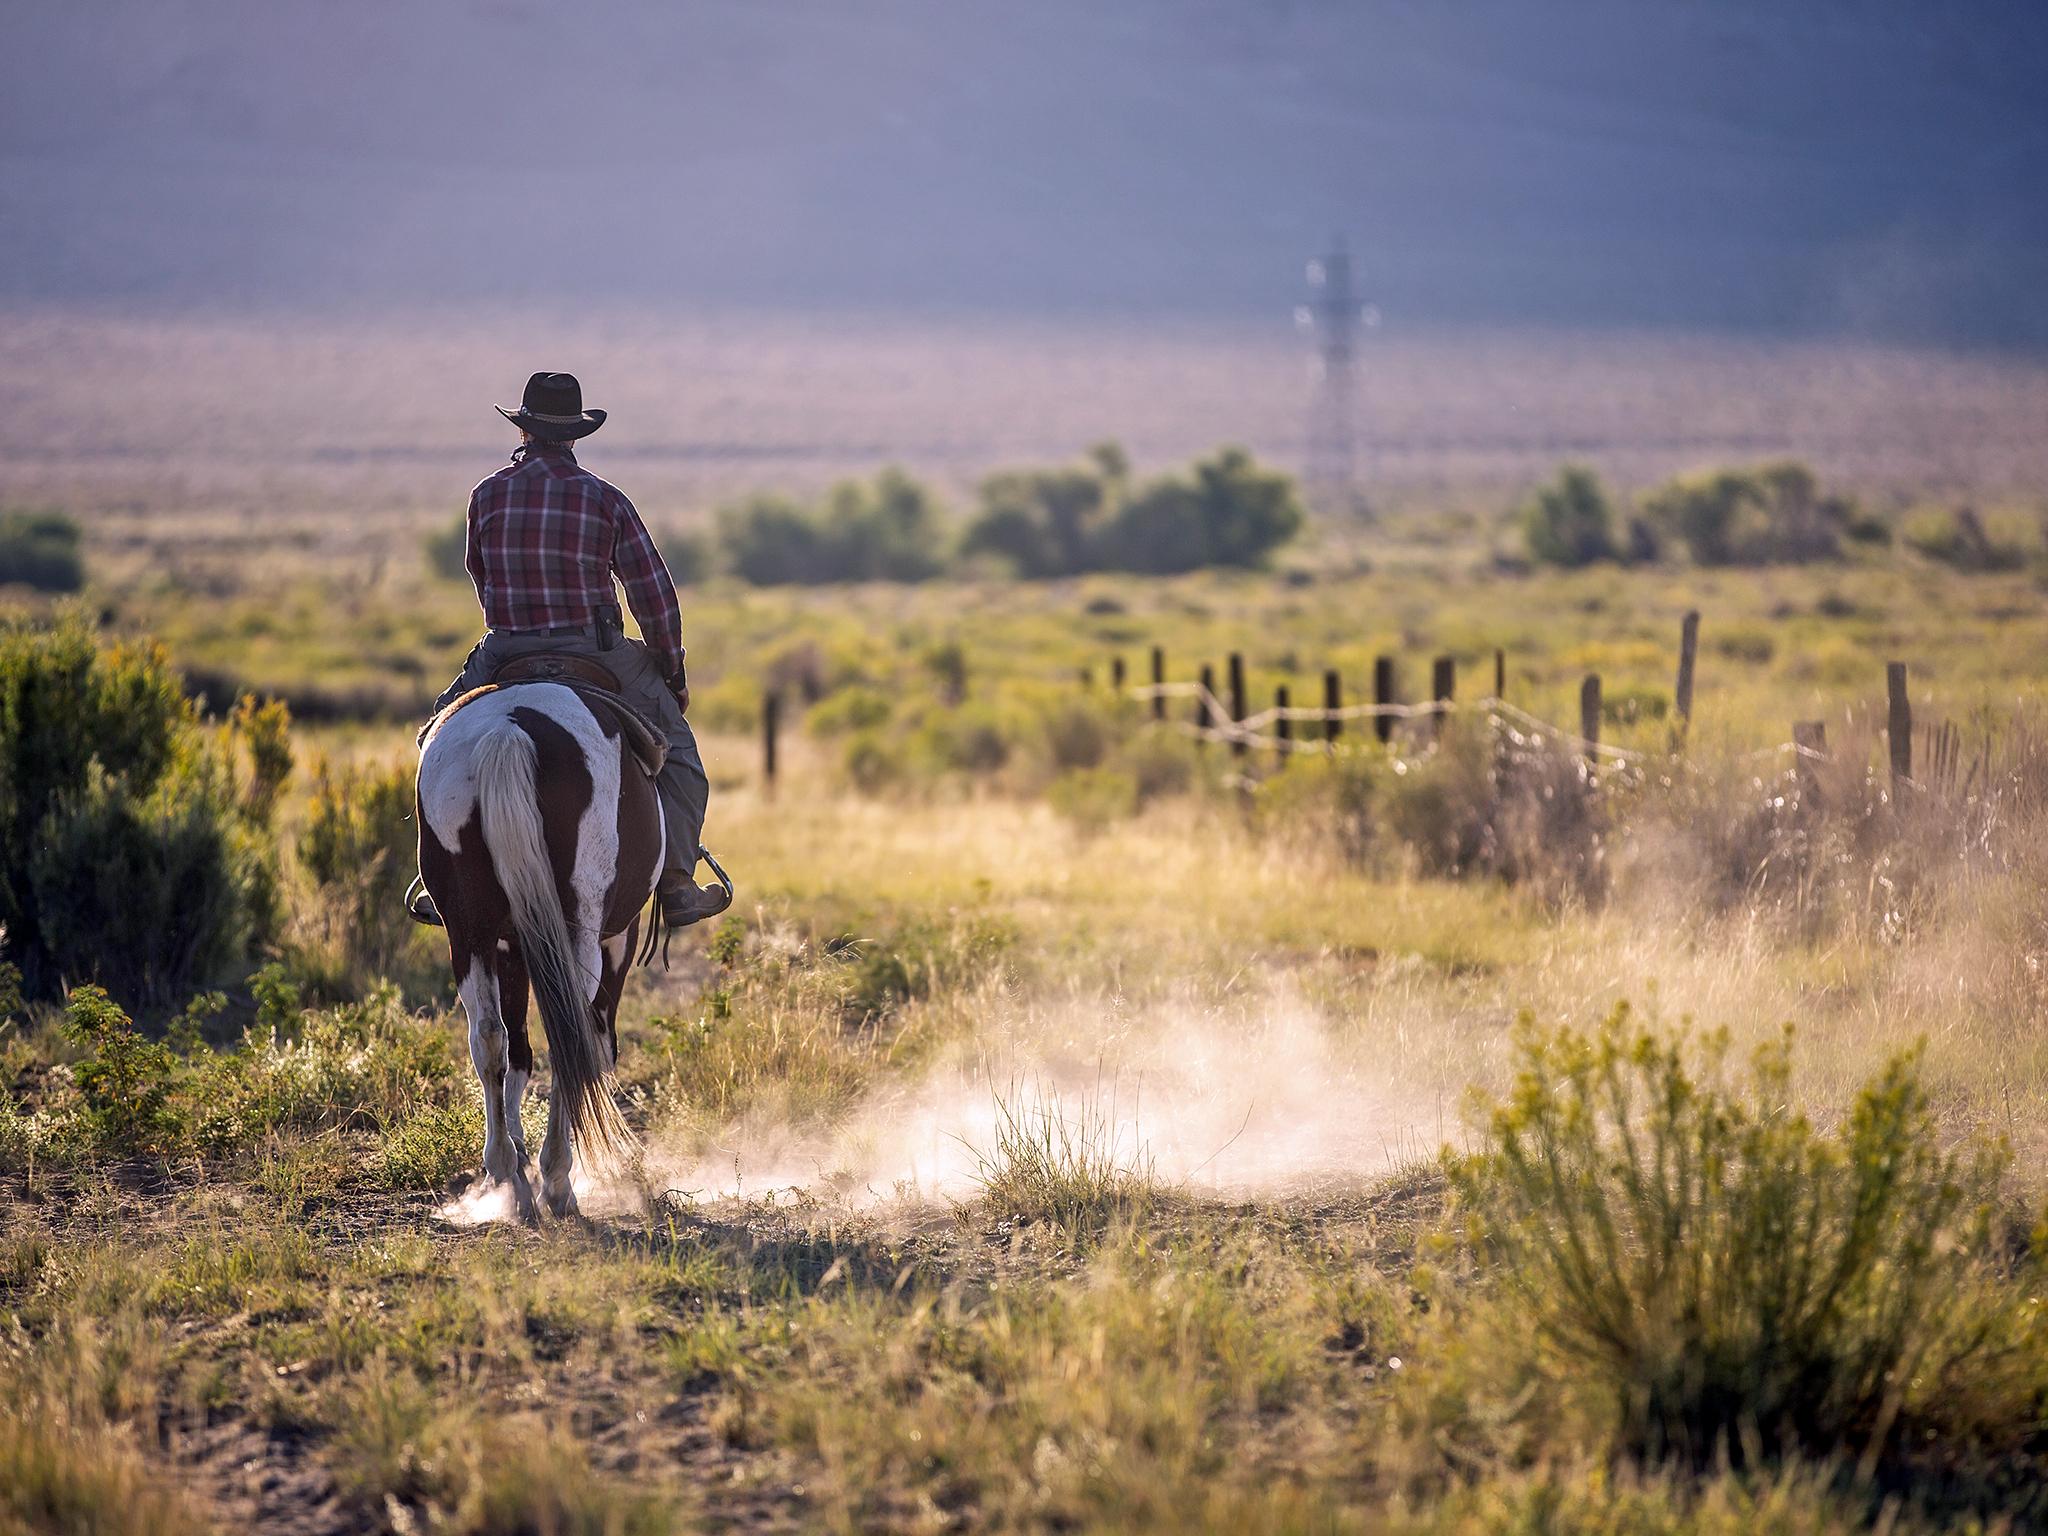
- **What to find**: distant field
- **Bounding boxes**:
[5,306,2047,574]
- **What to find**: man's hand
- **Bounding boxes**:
[667,668,689,715]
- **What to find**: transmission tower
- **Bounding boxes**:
[1299,236,1374,517]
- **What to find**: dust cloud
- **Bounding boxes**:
[601,984,1452,1216]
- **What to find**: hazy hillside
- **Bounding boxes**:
[4,0,2045,344]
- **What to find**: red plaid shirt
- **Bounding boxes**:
[464,442,685,680]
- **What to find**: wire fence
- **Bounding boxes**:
[1130,680,1667,766]
[1100,618,1933,793]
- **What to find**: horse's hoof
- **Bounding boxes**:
[543,1185,580,1219]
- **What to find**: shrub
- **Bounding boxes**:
[0,616,193,996]
[911,703,1011,775]
[1041,699,1113,772]
[422,514,468,582]
[963,454,1117,578]
[1901,506,2024,572]
[0,509,86,592]
[59,985,182,1154]
[1449,1008,2017,1471]
[718,468,947,585]
[296,756,431,995]
[29,746,280,1010]
[1520,466,1619,567]
[1645,461,1853,566]
[231,693,294,826]
[1091,447,1303,574]
[1047,766,1139,832]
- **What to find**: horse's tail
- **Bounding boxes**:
[471,721,634,1165]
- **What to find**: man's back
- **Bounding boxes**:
[463,441,684,682]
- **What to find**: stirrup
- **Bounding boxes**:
[404,874,444,928]
[638,849,736,968]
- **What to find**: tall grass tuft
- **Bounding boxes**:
[968,1081,1156,1238]
[1449,1005,2022,1471]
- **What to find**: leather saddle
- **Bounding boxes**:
[423,652,667,777]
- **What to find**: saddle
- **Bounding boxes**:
[422,652,667,777]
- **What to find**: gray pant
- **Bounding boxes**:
[434,628,708,880]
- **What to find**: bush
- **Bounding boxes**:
[1520,466,1619,568]
[422,514,468,582]
[0,510,86,592]
[1449,1008,2018,1470]
[1901,506,2024,572]
[1047,766,1139,833]
[1645,461,1853,566]
[297,757,434,997]
[1092,447,1303,574]
[30,751,280,1009]
[0,616,283,1006]
[718,468,946,585]
[59,985,181,1154]
[963,447,1123,578]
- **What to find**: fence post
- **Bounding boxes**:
[1228,652,1248,759]
[762,691,780,797]
[1793,719,1827,804]
[1431,656,1455,742]
[1373,656,1395,745]
[1110,655,1126,691]
[1675,610,1700,734]
[1323,669,1342,747]
[1887,662,1911,788]
[1493,648,1506,700]
[1275,685,1291,768]
[1580,674,1602,763]
[1197,663,1216,743]
[1150,645,1166,722]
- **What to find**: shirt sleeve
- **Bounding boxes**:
[463,485,486,602]
[609,488,686,680]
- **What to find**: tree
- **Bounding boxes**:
[1521,465,1619,567]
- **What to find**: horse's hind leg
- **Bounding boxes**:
[463,953,538,1223]
[498,942,534,1171]
[539,930,632,1218]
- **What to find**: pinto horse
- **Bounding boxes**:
[415,681,661,1220]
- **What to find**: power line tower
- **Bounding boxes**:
[1298,235,1375,517]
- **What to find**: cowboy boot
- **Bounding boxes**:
[656,872,731,928]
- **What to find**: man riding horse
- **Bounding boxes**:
[410,371,728,930]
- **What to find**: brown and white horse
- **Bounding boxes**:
[416,683,661,1220]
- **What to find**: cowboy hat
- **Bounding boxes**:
[495,371,607,440]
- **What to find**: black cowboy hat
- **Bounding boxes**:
[496,371,607,440]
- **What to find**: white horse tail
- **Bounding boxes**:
[471,722,635,1164]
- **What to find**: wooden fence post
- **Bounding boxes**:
[1373,656,1395,744]
[1150,645,1166,721]
[1323,669,1342,747]
[1580,674,1602,762]
[1493,648,1506,700]
[1197,663,1216,743]
[1228,652,1248,759]
[1792,719,1826,804]
[1675,610,1700,733]
[1275,685,1291,768]
[762,691,780,796]
[1110,655,1126,691]
[1887,662,1911,788]
[1431,656,1455,741]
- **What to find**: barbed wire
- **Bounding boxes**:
[1126,682,1662,764]
[1119,684,1857,774]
